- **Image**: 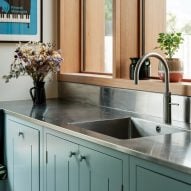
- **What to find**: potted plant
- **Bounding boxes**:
[157,32,184,82]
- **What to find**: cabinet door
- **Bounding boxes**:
[6,118,40,191]
[79,146,123,191]
[135,167,191,191]
[130,156,191,191]
[45,134,79,191]
[0,181,6,191]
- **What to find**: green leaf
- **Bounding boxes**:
[156,32,184,58]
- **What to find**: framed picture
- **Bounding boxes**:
[0,0,42,42]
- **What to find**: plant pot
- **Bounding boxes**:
[30,81,46,105]
[158,58,183,82]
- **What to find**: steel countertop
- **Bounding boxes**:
[1,98,191,175]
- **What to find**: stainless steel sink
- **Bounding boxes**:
[70,117,182,139]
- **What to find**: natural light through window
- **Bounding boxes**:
[104,0,113,73]
[167,0,191,78]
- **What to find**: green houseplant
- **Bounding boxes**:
[157,32,184,82]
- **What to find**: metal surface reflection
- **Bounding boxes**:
[30,105,48,121]
[59,82,191,123]
[1,99,191,174]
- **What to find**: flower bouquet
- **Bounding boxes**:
[3,41,63,105]
[3,41,63,82]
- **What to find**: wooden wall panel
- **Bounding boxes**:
[144,0,166,76]
[120,0,139,79]
[60,0,80,73]
[83,0,105,73]
[59,0,166,78]
[113,0,121,78]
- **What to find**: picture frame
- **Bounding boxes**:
[0,0,42,42]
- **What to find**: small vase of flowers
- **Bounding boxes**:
[3,41,63,105]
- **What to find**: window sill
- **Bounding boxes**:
[58,73,191,96]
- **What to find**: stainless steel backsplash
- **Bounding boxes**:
[58,82,191,123]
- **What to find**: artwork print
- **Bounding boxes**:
[0,0,41,41]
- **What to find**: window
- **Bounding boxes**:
[144,0,191,79]
[167,0,191,79]
[59,0,139,79]
[59,0,191,96]
[105,0,113,73]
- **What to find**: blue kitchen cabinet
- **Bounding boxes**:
[0,110,5,191]
[45,131,124,191]
[0,179,6,191]
[5,115,41,191]
[45,133,79,191]
[79,146,123,191]
[130,156,191,191]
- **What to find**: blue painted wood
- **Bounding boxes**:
[130,156,191,191]
[5,116,40,191]
[44,127,129,191]
[6,114,191,191]
[0,180,6,191]
[79,146,123,191]
[45,133,79,191]
[44,129,124,191]
[0,110,4,164]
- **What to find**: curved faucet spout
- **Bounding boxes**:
[134,52,171,124]
[134,52,170,93]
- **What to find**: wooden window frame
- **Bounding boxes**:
[59,0,139,77]
[58,0,191,96]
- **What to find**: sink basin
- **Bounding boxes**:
[70,117,182,139]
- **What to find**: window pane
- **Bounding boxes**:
[104,0,113,73]
[167,0,191,78]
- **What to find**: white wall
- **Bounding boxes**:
[0,0,59,101]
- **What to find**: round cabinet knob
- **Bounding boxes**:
[18,132,24,137]
[79,155,86,162]
[69,152,76,158]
